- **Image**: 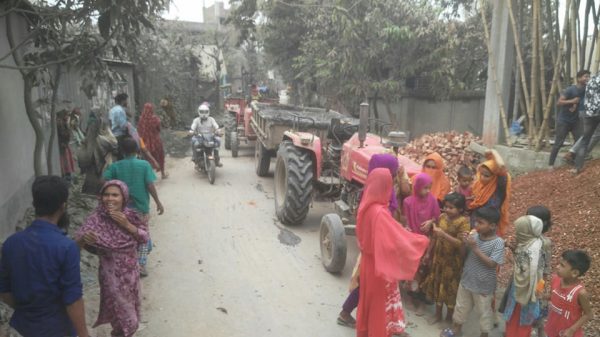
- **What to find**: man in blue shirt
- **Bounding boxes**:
[0,176,90,337]
[109,93,130,159]
[549,70,590,166]
[109,93,129,137]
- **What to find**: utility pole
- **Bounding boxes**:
[482,1,515,146]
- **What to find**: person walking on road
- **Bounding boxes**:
[0,176,90,337]
[103,137,164,277]
[76,180,149,337]
[356,168,430,337]
[338,153,400,328]
[138,103,168,179]
[58,110,76,183]
[549,70,590,167]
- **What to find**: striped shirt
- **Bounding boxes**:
[461,233,505,295]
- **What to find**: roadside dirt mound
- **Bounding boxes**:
[509,160,600,336]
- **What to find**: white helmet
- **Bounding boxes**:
[198,104,210,119]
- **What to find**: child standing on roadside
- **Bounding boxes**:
[545,250,593,337]
[526,206,554,337]
[440,207,505,337]
[422,192,470,325]
[456,166,474,210]
[402,173,441,315]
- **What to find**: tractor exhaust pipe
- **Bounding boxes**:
[359,102,369,148]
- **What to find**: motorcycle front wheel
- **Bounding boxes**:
[207,159,216,184]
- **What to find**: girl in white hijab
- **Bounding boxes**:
[504,215,545,337]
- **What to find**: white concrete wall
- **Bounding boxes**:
[372,95,485,139]
[0,13,58,240]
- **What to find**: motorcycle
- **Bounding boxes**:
[192,131,221,184]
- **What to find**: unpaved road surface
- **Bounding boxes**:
[90,146,504,337]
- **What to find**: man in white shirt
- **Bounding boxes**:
[189,104,222,166]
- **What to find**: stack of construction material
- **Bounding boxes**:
[399,131,483,189]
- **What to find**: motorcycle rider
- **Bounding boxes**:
[190,104,223,167]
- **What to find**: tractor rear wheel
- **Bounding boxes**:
[255,141,270,177]
[224,128,232,150]
[274,141,313,226]
[320,214,347,273]
[230,131,239,158]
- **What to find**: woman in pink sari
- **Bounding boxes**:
[76,180,148,337]
[356,168,430,337]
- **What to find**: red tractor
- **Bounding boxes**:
[224,97,255,158]
[224,96,279,158]
[251,103,421,272]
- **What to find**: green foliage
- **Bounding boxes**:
[227,0,488,109]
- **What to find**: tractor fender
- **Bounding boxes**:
[283,131,322,178]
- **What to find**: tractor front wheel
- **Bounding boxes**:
[320,214,347,273]
[274,141,313,226]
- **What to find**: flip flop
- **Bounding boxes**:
[337,316,356,328]
[440,328,460,337]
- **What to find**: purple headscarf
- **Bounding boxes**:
[402,173,440,235]
[368,153,400,213]
[76,180,147,251]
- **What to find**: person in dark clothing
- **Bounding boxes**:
[549,70,590,167]
[0,176,90,337]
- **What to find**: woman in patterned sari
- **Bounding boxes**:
[76,180,148,337]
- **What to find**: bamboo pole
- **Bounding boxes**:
[530,0,540,140]
[537,0,547,111]
[545,0,558,65]
[586,4,599,70]
[505,0,531,122]
[581,0,592,68]
[535,0,573,149]
[570,0,579,80]
[479,0,512,146]
[595,33,600,73]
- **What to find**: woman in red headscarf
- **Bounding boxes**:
[137,103,167,179]
[356,168,430,337]
[420,152,451,203]
[469,150,511,236]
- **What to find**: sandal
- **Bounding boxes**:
[337,315,356,328]
[440,328,460,337]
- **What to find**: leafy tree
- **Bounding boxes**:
[1,0,168,176]
[228,0,488,121]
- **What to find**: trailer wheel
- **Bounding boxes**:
[320,214,347,273]
[224,129,232,150]
[255,141,270,177]
[274,141,313,226]
[230,132,239,158]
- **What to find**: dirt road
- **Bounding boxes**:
[110,148,504,337]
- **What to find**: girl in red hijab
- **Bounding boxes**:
[421,152,451,202]
[137,103,167,179]
[356,168,430,337]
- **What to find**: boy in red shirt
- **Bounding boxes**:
[545,250,593,337]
